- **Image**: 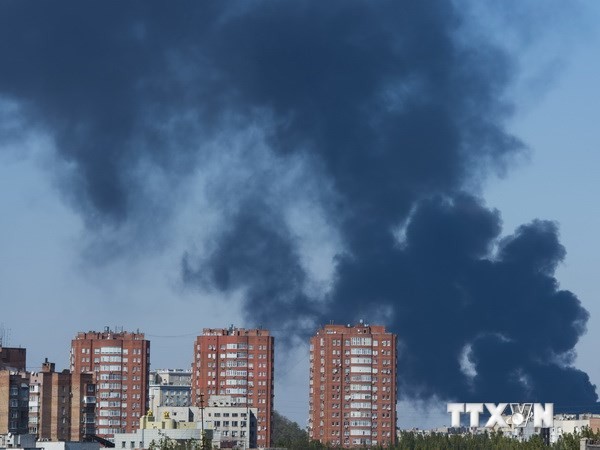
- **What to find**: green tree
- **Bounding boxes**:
[272,410,312,449]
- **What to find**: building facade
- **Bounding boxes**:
[191,327,273,448]
[70,329,150,438]
[28,359,96,441]
[155,396,258,449]
[0,347,26,371]
[0,369,29,435]
[309,322,397,448]
[550,414,600,444]
[148,369,191,414]
[113,410,206,450]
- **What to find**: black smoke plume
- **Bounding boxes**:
[0,1,596,405]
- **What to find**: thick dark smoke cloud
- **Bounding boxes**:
[333,196,595,404]
[0,1,596,405]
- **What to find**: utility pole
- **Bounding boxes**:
[200,393,209,450]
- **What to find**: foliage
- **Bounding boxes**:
[268,416,600,450]
[148,437,206,450]
[553,427,600,450]
[272,410,311,449]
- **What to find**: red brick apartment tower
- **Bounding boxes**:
[309,322,397,448]
[71,328,149,439]
[192,327,274,448]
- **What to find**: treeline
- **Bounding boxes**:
[271,411,600,450]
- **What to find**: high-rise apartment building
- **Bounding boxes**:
[309,322,397,448]
[191,327,274,448]
[70,328,150,439]
[28,359,96,441]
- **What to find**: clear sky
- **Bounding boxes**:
[0,1,599,429]
[485,1,600,421]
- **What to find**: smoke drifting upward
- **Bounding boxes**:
[0,1,596,404]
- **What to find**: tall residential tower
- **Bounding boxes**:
[309,322,397,448]
[71,328,150,438]
[191,327,274,448]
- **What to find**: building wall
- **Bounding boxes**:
[0,347,26,371]
[0,432,36,448]
[113,428,204,450]
[28,360,96,442]
[157,399,258,449]
[35,442,101,450]
[309,323,397,448]
[0,371,9,434]
[191,328,273,448]
[71,329,150,438]
[149,370,191,413]
[550,416,600,444]
[0,370,29,435]
[152,370,191,387]
[70,372,96,441]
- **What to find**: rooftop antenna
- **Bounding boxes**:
[0,324,10,347]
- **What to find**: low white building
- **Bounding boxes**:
[550,414,600,444]
[36,443,99,450]
[113,411,206,450]
[0,435,98,450]
[115,396,257,449]
[157,396,257,449]
[149,369,192,414]
[0,434,36,449]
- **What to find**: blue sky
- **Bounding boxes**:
[485,3,600,398]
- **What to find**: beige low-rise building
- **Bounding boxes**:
[115,396,257,449]
[113,411,208,450]
[550,414,600,444]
